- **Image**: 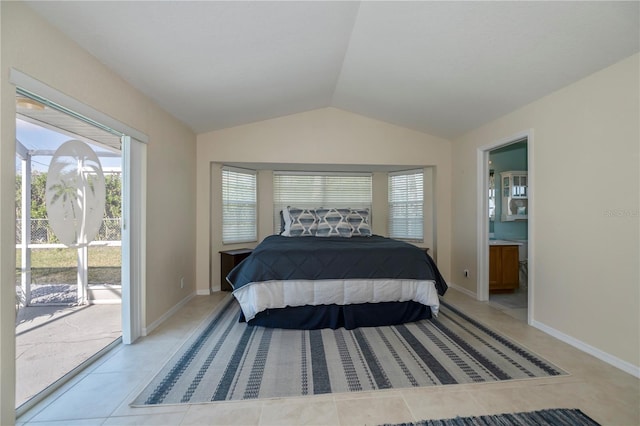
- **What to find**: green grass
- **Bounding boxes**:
[16,246,121,285]
[16,246,121,268]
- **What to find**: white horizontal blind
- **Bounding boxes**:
[222,166,257,244]
[273,172,372,233]
[388,169,424,241]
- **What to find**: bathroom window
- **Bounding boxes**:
[489,170,496,221]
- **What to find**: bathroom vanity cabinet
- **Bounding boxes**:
[489,244,520,292]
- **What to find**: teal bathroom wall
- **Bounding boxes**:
[489,141,528,240]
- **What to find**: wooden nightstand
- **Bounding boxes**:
[220,248,253,291]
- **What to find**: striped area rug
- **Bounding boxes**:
[132,296,566,406]
[384,408,601,426]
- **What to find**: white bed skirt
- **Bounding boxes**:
[232,279,440,322]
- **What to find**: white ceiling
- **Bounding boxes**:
[26,1,639,139]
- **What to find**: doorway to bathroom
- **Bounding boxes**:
[477,130,533,324]
[487,140,528,321]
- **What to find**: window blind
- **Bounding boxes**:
[222,166,257,244]
[273,172,372,233]
[388,169,424,241]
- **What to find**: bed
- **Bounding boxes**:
[226,233,448,330]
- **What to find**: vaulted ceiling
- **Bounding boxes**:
[26,1,639,139]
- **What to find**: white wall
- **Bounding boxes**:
[196,107,452,293]
[452,54,640,371]
[0,3,197,422]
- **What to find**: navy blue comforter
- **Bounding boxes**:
[227,235,448,295]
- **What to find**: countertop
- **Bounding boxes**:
[489,239,523,246]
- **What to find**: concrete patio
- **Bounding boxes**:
[15,303,121,408]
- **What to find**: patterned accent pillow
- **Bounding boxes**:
[282,207,318,237]
[348,208,371,236]
[315,208,352,237]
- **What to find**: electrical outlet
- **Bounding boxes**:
[180,277,184,288]
[463,269,469,278]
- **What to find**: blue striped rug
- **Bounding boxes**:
[132,295,566,406]
[384,408,601,426]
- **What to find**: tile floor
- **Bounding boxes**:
[488,287,528,322]
[16,289,640,426]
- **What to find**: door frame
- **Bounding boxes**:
[476,129,534,325]
[9,68,147,342]
[121,136,146,344]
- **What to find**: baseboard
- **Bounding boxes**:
[143,291,196,336]
[532,319,640,379]
[447,282,639,378]
[446,282,477,299]
[196,288,212,296]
